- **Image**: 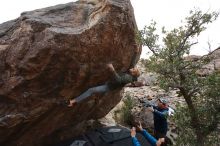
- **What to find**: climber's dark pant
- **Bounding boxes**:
[154,130,166,139]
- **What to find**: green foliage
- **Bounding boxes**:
[174,103,220,146]
[137,21,160,55]
[139,9,220,145]
[121,94,135,125]
[173,104,197,145]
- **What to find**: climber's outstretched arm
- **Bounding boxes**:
[106,63,121,82]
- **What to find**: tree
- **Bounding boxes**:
[138,9,220,145]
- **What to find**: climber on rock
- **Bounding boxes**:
[68,43,141,107]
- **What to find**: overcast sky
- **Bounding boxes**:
[0,0,219,58]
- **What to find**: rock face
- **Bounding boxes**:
[0,0,140,145]
[186,47,220,76]
[199,47,220,75]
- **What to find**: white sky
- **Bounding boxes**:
[130,0,220,58]
[0,0,220,58]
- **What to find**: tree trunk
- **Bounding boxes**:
[180,88,206,146]
[196,134,205,146]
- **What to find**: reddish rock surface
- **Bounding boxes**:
[0,0,140,145]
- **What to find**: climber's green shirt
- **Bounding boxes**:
[107,51,139,90]
[107,72,137,90]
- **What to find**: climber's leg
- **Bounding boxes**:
[68,84,109,107]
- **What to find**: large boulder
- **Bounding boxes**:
[0,0,140,145]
